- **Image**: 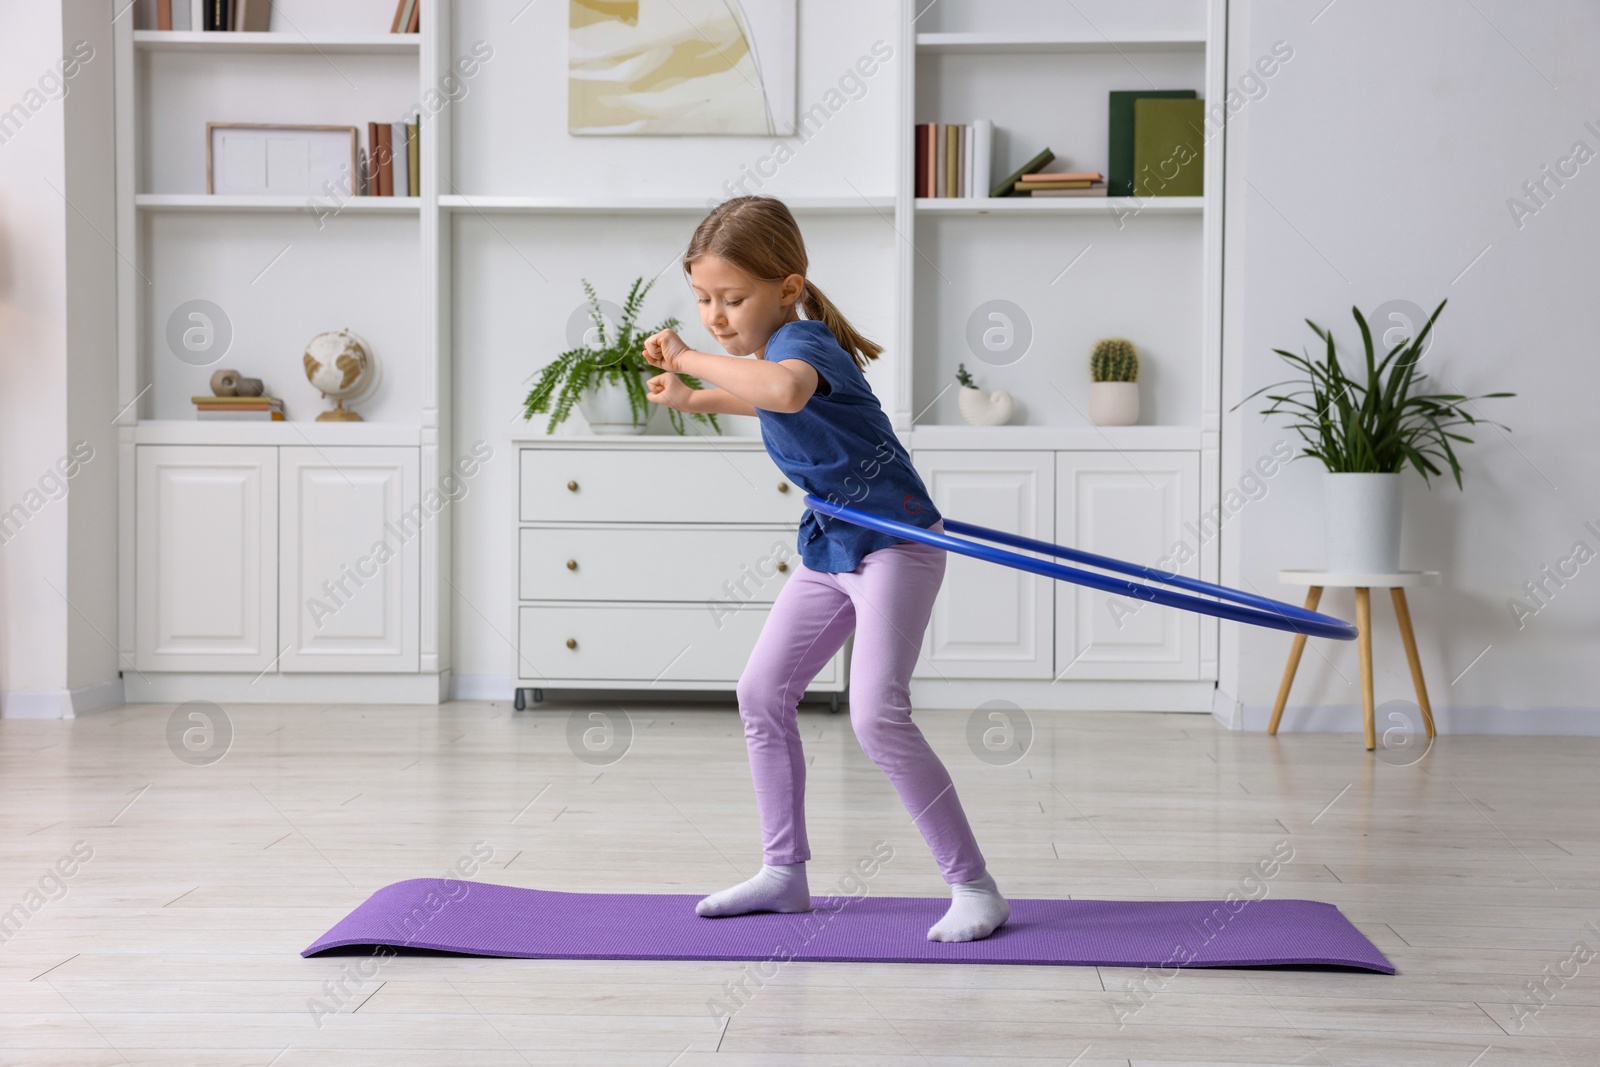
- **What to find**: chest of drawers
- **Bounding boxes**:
[511,437,849,709]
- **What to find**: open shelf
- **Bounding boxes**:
[915,31,1207,55]
[133,30,420,55]
[438,195,895,215]
[907,424,1205,451]
[136,194,421,214]
[130,420,423,447]
[916,197,1203,215]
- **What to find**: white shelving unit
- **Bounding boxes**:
[112,0,1228,710]
[895,0,1227,708]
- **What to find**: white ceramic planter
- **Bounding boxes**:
[1323,472,1402,573]
[1089,381,1139,426]
[577,371,649,435]
[957,385,1014,426]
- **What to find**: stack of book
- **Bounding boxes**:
[913,120,993,198]
[1014,171,1106,197]
[138,0,418,32]
[193,395,284,421]
[364,119,421,197]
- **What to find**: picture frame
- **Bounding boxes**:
[205,123,360,196]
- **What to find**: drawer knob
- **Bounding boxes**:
[565,637,577,650]
[566,559,578,571]
[777,481,789,493]
[777,561,788,572]
[566,480,579,491]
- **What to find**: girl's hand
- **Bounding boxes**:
[645,372,692,410]
[643,328,690,373]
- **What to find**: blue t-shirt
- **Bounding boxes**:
[756,318,942,573]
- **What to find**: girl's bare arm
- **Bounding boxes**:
[674,350,818,414]
[684,386,759,418]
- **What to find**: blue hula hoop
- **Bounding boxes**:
[803,495,1358,642]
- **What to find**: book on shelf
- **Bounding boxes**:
[1014,179,1093,191]
[990,147,1054,198]
[192,395,283,407]
[1029,188,1110,197]
[1132,97,1204,197]
[1108,90,1196,197]
[193,395,285,420]
[361,118,419,196]
[198,410,286,420]
[913,120,993,198]
[1020,171,1102,183]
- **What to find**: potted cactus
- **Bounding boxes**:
[955,362,1013,426]
[1089,338,1140,425]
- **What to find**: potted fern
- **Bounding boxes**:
[1242,299,1513,573]
[1089,337,1140,425]
[521,277,721,435]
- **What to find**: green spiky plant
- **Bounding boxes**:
[521,277,721,435]
[1239,299,1513,488]
[1090,338,1140,382]
[955,363,976,388]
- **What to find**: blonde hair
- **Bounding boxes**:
[683,196,883,371]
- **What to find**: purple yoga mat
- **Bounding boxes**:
[302,879,1395,973]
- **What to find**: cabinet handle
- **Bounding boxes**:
[565,638,577,650]
[777,481,789,493]
[777,561,788,572]
[566,480,579,491]
[566,559,578,571]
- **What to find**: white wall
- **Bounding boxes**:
[0,2,120,717]
[1219,0,1600,727]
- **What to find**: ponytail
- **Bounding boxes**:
[801,282,882,371]
[685,196,882,371]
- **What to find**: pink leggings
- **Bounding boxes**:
[735,522,988,884]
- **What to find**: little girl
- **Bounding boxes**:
[641,195,1010,943]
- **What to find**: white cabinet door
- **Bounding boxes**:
[135,446,277,672]
[279,447,420,672]
[911,450,1054,679]
[1055,451,1200,680]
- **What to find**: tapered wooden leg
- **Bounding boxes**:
[1355,587,1375,750]
[1268,586,1323,735]
[1390,587,1437,738]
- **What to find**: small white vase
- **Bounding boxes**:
[1089,381,1139,426]
[1323,472,1402,573]
[957,385,1014,426]
[577,371,649,435]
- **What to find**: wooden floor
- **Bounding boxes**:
[2,698,1596,1065]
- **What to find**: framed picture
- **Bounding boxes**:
[206,123,359,195]
[569,0,796,136]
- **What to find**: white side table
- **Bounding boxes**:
[1270,570,1441,750]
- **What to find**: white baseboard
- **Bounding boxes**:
[0,678,126,719]
[121,672,450,704]
[1211,684,1241,730]
[1243,702,1600,736]
[450,673,510,702]
[908,679,1215,712]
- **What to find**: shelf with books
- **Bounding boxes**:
[914,196,1203,215]
[915,31,1207,55]
[132,31,421,55]
[437,195,894,214]
[136,194,423,214]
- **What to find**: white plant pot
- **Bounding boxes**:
[577,371,649,435]
[1089,381,1139,426]
[1323,472,1403,573]
[957,385,1013,426]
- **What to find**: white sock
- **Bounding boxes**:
[695,862,812,917]
[927,869,1010,942]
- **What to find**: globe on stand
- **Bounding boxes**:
[303,328,376,422]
